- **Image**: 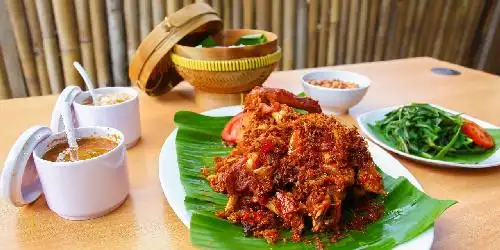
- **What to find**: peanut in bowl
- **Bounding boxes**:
[301,70,371,114]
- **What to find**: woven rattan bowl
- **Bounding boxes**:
[171,29,281,94]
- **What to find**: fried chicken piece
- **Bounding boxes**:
[244,87,322,113]
[209,87,384,242]
[222,87,321,144]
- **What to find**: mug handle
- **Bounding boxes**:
[50,86,82,133]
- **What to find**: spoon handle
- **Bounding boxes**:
[60,101,79,161]
[73,61,98,105]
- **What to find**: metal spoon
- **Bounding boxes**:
[60,101,79,161]
[73,61,98,105]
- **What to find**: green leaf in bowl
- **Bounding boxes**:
[235,33,267,46]
[197,36,217,48]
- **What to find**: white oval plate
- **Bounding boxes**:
[159,106,433,250]
[356,104,500,168]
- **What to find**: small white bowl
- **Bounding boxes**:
[301,70,370,114]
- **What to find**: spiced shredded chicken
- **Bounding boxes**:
[206,87,384,244]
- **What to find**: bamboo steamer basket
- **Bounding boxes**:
[129,3,222,96]
[129,3,281,98]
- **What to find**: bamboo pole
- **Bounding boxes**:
[431,0,452,59]
[35,0,64,93]
[6,0,41,96]
[400,0,417,58]
[415,3,432,56]
[107,0,127,87]
[326,0,340,65]
[124,0,140,63]
[140,0,152,40]
[441,1,461,62]
[317,0,330,66]
[427,1,446,56]
[224,0,232,30]
[52,0,83,87]
[0,0,26,97]
[271,0,282,69]
[89,0,111,87]
[307,0,318,67]
[418,1,445,56]
[74,0,97,87]
[295,0,307,69]
[458,1,484,65]
[364,0,379,62]
[373,0,391,61]
[477,1,500,69]
[255,0,269,30]
[345,0,359,64]
[153,0,165,26]
[415,1,439,56]
[387,0,408,60]
[167,0,180,15]
[243,0,254,28]
[336,0,349,64]
[212,0,222,15]
[232,0,242,29]
[0,47,11,99]
[165,0,168,16]
[271,0,281,37]
[443,1,466,62]
[283,0,296,70]
[440,1,462,61]
[23,0,51,95]
[407,0,427,57]
[355,0,368,63]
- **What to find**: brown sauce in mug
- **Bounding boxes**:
[43,137,118,162]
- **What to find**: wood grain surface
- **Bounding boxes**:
[1,58,500,250]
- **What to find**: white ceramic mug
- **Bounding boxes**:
[32,127,129,220]
[52,87,141,148]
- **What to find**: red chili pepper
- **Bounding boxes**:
[257,196,269,206]
[307,169,314,175]
[260,140,274,154]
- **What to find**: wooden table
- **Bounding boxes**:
[1,57,499,250]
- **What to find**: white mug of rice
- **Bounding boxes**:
[51,86,142,148]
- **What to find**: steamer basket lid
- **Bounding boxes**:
[129,3,222,96]
[1,126,52,206]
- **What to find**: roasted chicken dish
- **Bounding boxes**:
[205,87,384,244]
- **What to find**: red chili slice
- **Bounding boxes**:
[260,140,274,154]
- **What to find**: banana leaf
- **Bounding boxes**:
[368,124,500,164]
[174,111,456,250]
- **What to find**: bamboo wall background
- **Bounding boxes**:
[1,0,499,99]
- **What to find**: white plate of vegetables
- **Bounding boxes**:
[357,103,500,168]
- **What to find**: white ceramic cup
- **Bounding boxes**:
[72,87,141,148]
[32,127,129,220]
[301,70,370,114]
